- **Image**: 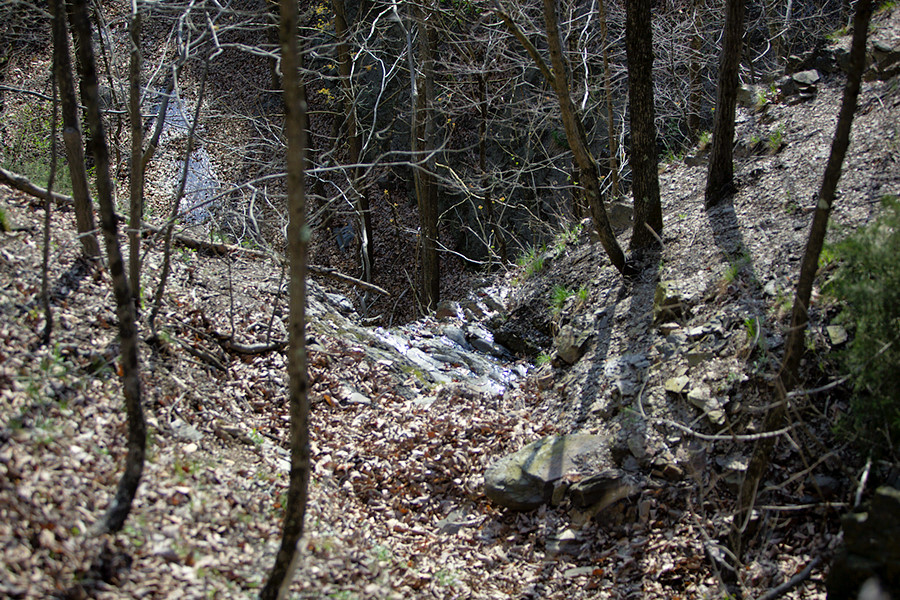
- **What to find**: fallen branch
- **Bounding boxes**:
[217,337,288,355]
[755,557,821,600]
[0,166,75,206]
[1,167,389,296]
[307,265,389,296]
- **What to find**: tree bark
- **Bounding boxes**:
[704,0,746,208]
[128,6,143,309]
[260,0,311,595]
[731,0,873,558]
[539,0,630,275]
[478,71,508,265]
[624,0,663,251]
[597,0,619,198]
[412,3,440,311]
[333,0,374,279]
[50,0,100,259]
[68,0,145,535]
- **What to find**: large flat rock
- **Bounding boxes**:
[484,433,605,510]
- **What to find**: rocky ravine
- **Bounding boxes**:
[1,8,899,600]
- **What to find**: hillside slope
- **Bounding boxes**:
[1,7,899,600]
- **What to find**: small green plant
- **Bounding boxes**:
[824,195,900,454]
[576,286,589,303]
[550,284,575,314]
[723,252,750,284]
[767,125,785,154]
[371,544,393,563]
[516,244,546,279]
[435,568,458,587]
[0,206,9,232]
[535,352,552,366]
[698,130,712,149]
[553,221,583,250]
[249,428,264,446]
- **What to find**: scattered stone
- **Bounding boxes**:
[687,385,726,425]
[608,202,633,231]
[545,528,581,555]
[871,39,900,81]
[484,434,607,511]
[436,508,481,535]
[664,375,690,394]
[567,470,631,508]
[171,419,203,442]
[435,301,462,321]
[555,324,593,365]
[654,281,687,322]
[686,352,713,367]
[780,69,820,102]
[827,325,849,346]
[535,365,555,391]
[659,322,681,335]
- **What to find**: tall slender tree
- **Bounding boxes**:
[411,2,440,311]
[704,0,746,207]
[260,0,311,595]
[624,0,662,251]
[731,0,873,558]
[128,1,143,308]
[69,0,145,534]
[50,0,100,260]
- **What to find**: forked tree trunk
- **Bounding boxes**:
[50,0,100,259]
[260,0,311,595]
[624,0,663,251]
[704,0,747,207]
[68,0,145,535]
[731,0,873,558]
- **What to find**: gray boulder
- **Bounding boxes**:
[484,434,605,510]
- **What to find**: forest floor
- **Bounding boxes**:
[2,7,900,600]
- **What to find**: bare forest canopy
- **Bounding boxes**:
[0,0,847,323]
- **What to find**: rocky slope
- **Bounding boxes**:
[0,6,899,600]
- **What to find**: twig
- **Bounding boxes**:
[755,557,821,600]
[854,455,872,508]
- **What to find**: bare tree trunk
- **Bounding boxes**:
[41,68,59,347]
[538,0,630,274]
[625,0,663,251]
[705,0,746,208]
[69,0,145,535]
[50,0,100,259]
[333,0,374,280]
[260,0,310,594]
[411,3,440,311]
[731,0,873,558]
[478,72,508,265]
[597,0,619,198]
[128,5,143,309]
